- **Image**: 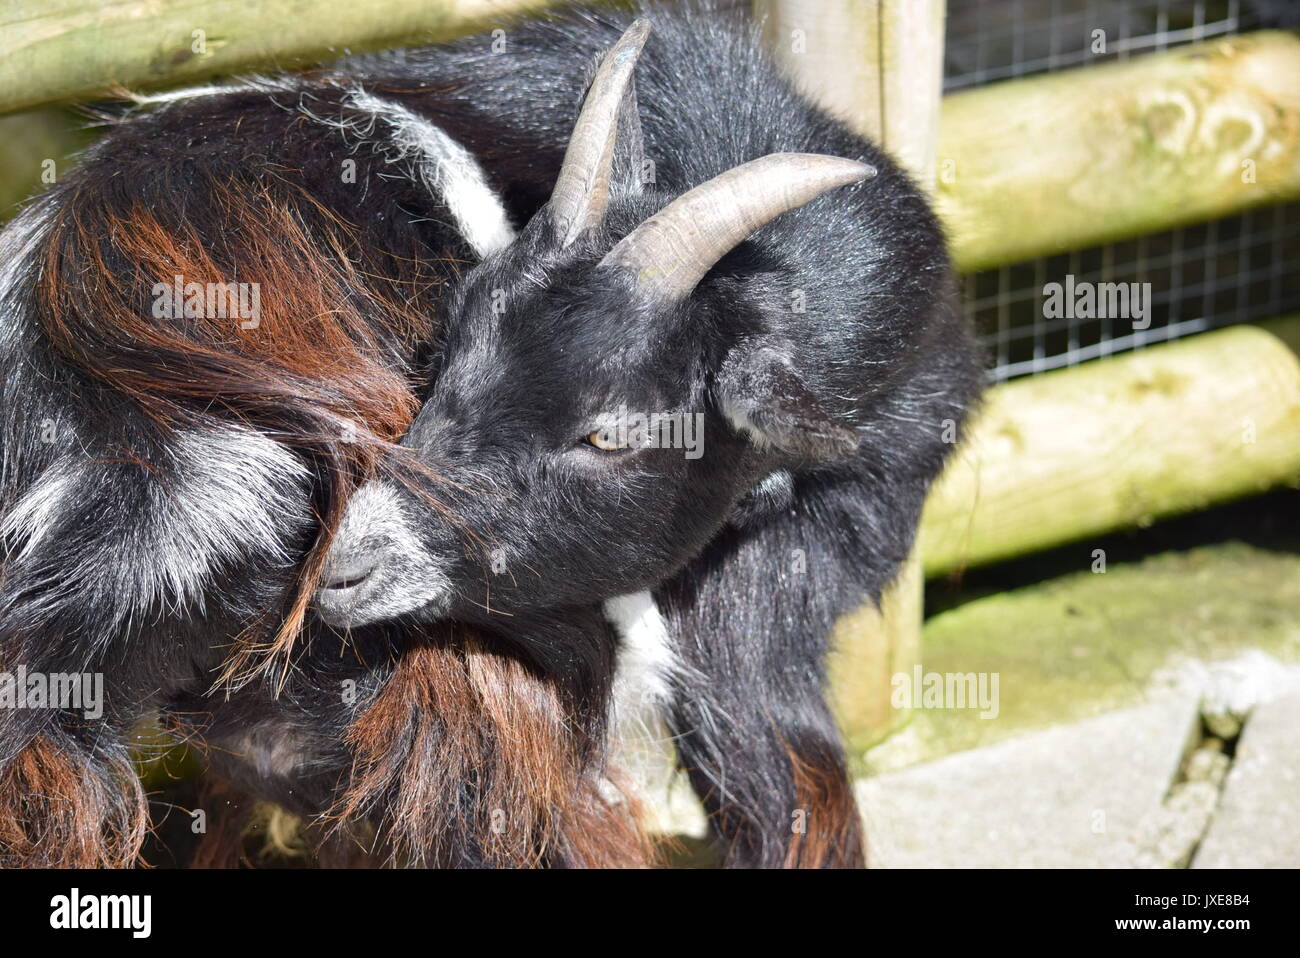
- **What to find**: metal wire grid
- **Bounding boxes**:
[944,0,1259,92]
[942,0,1296,380]
[966,202,1300,379]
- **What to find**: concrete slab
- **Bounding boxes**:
[858,694,1201,867]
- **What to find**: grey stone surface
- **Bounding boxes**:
[857,695,1201,867]
[1192,693,1300,868]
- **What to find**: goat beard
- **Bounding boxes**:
[324,628,655,868]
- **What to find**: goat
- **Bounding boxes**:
[317,4,982,867]
[0,26,652,866]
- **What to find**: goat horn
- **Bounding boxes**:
[549,18,652,247]
[599,153,876,301]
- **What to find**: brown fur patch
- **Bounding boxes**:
[187,779,257,869]
[783,738,865,869]
[329,630,654,868]
[0,734,146,868]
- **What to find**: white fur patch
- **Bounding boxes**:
[152,426,311,605]
[753,468,793,499]
[0,204,58,508]
[603,590,683,825]
[720,395,774,450]
[2,425,309,624]
[321,89,516,258]
[0,204,51,352]
[0,464,78,561]
[124,76,296,106]
[604,590,676,714]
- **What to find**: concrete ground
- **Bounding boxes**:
[852,542,1300,868]
[652,542,1300,867]
[858,684,1300,867]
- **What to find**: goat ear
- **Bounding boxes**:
[716,346,859,460]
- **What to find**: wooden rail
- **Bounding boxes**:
[0,0,548,115]
[921,316,1300,575]
[939,31,1300,271]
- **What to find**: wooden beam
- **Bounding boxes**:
[0,0,549,115]
[921,316,1300,576]
[939,31,1300,272]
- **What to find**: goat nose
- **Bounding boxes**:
[321,556,378,592]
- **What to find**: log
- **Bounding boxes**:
[920,316,1300,576]
[938,31,1300,272]
[0,0,549,115]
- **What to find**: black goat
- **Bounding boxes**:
[319,6,981,866]
[0,23,640,866]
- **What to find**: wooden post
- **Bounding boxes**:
[756,0,945,189]
[755,0,946,753]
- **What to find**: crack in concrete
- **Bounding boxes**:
[1136,706,1246,868]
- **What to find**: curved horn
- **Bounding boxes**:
[599,153,876,301]
[549,18,652,247]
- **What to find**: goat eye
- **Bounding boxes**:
[582,429,630,452]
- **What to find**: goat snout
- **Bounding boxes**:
[314,546,385,625]
[312,481,453,628]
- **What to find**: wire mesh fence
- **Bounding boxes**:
[944,0,1263,91]
[965,202,1300,379]
[944,0,1298,380]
